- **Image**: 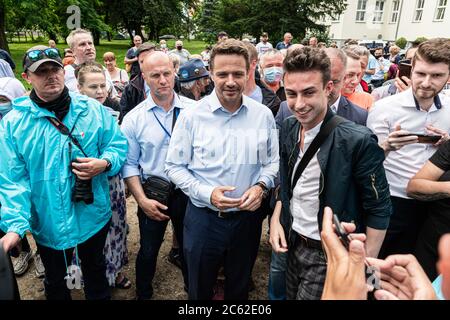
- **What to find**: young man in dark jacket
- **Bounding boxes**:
[269,46,392,300]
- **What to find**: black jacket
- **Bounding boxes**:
[119,74,145,123]
[278,109,392,243]
[256,78,281,117]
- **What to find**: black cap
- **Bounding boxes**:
[23,45,63,72]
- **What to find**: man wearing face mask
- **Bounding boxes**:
[259,49,286,102]
[243,43,281,116]
[0,77,26,120]
[178,59,211,101]
[169,40,191,66]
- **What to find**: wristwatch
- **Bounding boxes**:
[254,181,269,199]
[104,159,112,172]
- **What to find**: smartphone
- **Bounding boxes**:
[333,214,351,250]
[398,63,412,85]
[399,133,442,144]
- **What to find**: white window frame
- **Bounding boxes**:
[390,0,400,23]
[434,0,447,21]
[413,0,425,22]
[356,0,368,22]
[373,0,386,23]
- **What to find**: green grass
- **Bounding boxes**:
[8,39,207,88]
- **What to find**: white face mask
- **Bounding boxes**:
[263,67,283,84]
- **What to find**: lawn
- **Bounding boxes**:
[8,39,207,88]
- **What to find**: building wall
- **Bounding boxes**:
[326,0,450,43]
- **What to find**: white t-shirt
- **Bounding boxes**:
[256,42,273,57]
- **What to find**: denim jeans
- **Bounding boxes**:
[268,250,287,300]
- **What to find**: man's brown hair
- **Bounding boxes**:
[413,38,450,71]
[210,39,250,71]
[283,46,331,86]
[243,42,258,63]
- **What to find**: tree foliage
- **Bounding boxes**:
[196,0,347,43]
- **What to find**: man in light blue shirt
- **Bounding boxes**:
[121,51,196,300]
[363,52,377,84]
[165,39,279,300]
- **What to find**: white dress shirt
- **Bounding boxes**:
[290,121,323,240]
[367,88,450,198]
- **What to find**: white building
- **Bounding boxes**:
[324,0,450,44]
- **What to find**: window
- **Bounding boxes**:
[356,0,368,22]
[435,0,447,21]
[414,0,425,22]
[391,0,400,23]
[373,0,385,22]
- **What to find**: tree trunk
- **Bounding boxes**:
[16,31,20,43]
[24,30,27,42]
[107,31,112,42]
[0,0,9,51]
[92,29,100,46]
[30,30,35,41]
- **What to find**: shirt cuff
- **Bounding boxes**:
[197,184,215,206]
[121,165,141,179]
[258,176,273,189]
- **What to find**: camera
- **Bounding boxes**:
[71,160,94,204]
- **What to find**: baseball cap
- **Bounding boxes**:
[23,45,63,72]
[178,59,209,83]
[136,42,156,57]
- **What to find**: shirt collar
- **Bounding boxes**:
[145,91,185,112]
[330,95,341,112]
[297,120,323,143]
[208,89,248,114]
[402,88,442,111]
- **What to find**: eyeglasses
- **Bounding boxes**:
[26,48,61,62]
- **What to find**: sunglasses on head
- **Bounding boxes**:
[26,48,61,62]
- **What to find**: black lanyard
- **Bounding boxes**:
[152,107,180,138]
[46,116,88,157]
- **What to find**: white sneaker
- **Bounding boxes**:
[34,253,45,278]
[13,251,32,276]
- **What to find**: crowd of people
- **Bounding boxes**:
[0,28,450,301]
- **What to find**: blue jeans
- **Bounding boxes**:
[268,250,287,300]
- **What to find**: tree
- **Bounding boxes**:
[196,0,347,44]
[0,0,9,50]
[395,37,407,49]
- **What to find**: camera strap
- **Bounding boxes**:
[46,116,88,157]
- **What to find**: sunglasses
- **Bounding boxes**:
[26,48,61,62]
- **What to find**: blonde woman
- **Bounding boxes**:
[75,61,130,289]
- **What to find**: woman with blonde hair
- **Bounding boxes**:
[75,61,130,289]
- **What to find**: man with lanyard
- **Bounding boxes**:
[165,39,279,300]
[270,46,391,300]
[0,45,127,300]
[121,52,196,300]
[368,38,450,259]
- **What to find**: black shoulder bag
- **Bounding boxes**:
[142,107,180,210]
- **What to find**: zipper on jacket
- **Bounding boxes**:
[319,170,325,195]
[370,173,379,200]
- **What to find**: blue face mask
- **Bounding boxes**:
[263,67,283,84]
[0,101,12,119]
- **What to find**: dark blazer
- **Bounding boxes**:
[336,96,368,126]
[278,109,392,241]
[275,96,368,129]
